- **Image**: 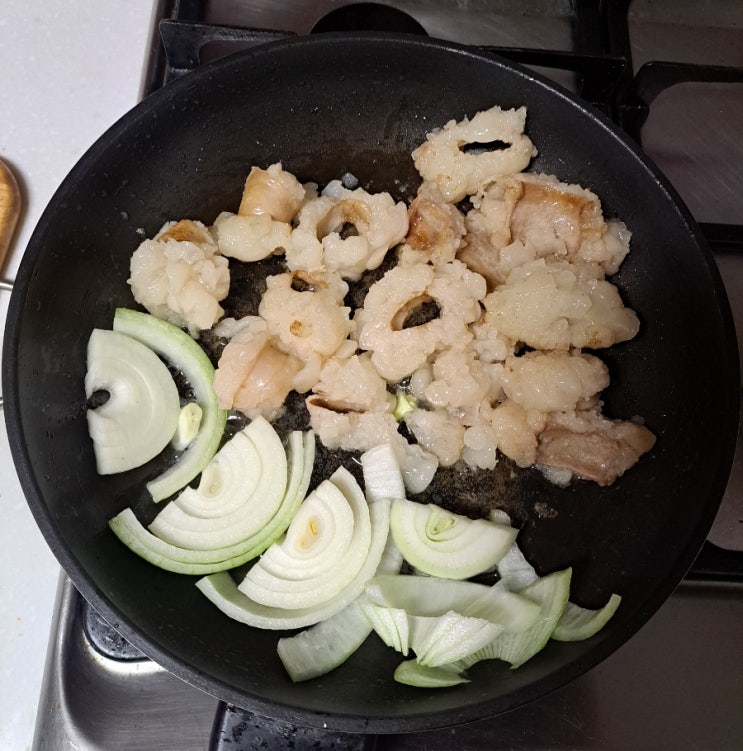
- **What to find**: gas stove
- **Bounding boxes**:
[23,1,743,749]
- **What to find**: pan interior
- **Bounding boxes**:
[2,33,738,732]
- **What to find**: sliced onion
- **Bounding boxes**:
[175,431,261,519]
[409,611,504,667]
[551,593,622,642]
[112,307,227,501]
[85,328,180,475]
[107,431,314,574]
[360,442,406,503]
[169,416,281,520]
[148,417,287,550]
[390,498,517,579]
[393,660,469,688]
[238,467,372,609]
[196,498,391,630]
[455,568,572,670]
[364,574,490,616]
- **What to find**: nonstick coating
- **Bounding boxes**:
[3,34,739,732]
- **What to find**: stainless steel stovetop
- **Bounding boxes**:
[32,2,743,749]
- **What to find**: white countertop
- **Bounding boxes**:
[0,3,155,748]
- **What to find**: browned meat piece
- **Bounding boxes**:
[399,189,465,266]
[535,419,656,486]
[316,198,371,238]
[456,216,502,291]
[238,163,304,222]
[456,172,630,286]
[156,218,213,244]
[212,320,301,420]
[508,174,605,256]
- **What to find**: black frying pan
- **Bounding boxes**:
[2,34,739,733]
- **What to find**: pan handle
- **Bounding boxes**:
[0,158,21,410]
[210,703,378,751]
